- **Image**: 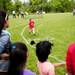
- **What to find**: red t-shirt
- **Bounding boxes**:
[66,43,75,75]
[29,20,34,29]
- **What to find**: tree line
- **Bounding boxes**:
[0,0,75,13]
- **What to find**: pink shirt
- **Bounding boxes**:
[37,61,55,75]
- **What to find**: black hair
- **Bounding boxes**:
[8,42,28,75]
[0,10,6,35]
[36,41,53,62]
[30,40,36,45]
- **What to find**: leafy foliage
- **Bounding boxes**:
[0,0,75,13]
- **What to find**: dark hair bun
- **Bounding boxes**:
[30,40,35,45]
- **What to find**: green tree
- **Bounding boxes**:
[0,0,11,11]
[30,0,42,5]
[14,0,22,12]
[51,0,75,12]
[6,1,14,13]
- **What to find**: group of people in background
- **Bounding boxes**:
[12,10,25,18]
[12,8,75,18]
[0,10,75,75]
[73,8,75,16]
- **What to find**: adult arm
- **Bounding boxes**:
[0,35,9,53]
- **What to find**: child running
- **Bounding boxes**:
[29,18,35,35]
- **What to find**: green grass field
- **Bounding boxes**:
[8,13,75,75]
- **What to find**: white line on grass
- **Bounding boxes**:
[32,37,55,41]
[50,56,65,63]
[21,26,35,48]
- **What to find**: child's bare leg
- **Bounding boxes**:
[32,28,35,34]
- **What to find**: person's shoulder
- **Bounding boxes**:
[68,43,75,53]
[39,61,54,70]
[46,61,54,67]
[38,61,55,73]
[23,69,36,75]
[68,43,75,49]
[46,61,55,72]
[37,61,54,67]
[2,30,11,36]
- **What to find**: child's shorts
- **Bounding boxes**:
[0,60,9,71]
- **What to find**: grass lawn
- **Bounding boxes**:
[8,13,75,75]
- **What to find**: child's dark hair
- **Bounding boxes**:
[8,42,28,75]
[30,40,36,45]
[36,41,53,62]
[0,10,6,35]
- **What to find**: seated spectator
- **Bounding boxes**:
[0,10,10,53]
[66,43,75,75]
[0,10,11,71]
[7,42,36,75]
[35,41,55,75]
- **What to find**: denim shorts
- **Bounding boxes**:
[0,60,9,71]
